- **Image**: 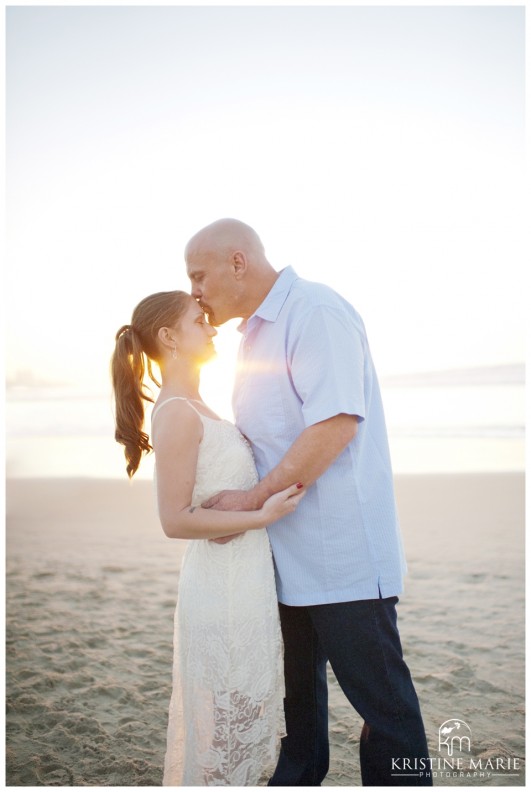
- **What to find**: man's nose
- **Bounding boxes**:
[191,284,202,299]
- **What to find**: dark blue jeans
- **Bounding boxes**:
[269,597,432,786]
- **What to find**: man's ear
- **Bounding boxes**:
[232,250,247,279]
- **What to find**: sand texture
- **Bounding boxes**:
[5,473,525,786]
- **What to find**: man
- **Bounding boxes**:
[185,218,432,786]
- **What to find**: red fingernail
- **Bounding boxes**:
[296,482,304,489]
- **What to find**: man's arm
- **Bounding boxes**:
[202,412,358,512]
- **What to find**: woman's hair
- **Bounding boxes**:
[111,290,191,478]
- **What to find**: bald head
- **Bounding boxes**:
[185,218,266,265]
[184,218,278,325]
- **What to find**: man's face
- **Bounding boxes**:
[186,249,239,326]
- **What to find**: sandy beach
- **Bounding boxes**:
[5,473,525,787]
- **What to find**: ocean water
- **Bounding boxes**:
[5,367,525,478]
[5,365,525,786]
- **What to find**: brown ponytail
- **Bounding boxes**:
[111,291,190,477]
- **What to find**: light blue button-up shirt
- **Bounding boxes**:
[233,267,407,606]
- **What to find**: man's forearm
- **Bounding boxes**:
[250,413,358,508]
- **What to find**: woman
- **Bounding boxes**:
[111,291,304,786]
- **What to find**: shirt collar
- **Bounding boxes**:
[238,267,298,333]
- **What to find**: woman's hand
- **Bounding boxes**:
[208,483,305,543]
[259,483,305,525]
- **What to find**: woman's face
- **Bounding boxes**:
[174,297,218,365]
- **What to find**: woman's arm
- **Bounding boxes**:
[160,485,303,540]
[151,401,303,539]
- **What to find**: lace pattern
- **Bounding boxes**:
[159,403,285,786]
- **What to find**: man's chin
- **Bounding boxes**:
[205,312,224,328]
[201,304,232,327]
[201,306,217,326]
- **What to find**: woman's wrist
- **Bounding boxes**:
[251,508,268,530]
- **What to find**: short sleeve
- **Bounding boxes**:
[288,304,367,428]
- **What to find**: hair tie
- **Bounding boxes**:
[116,324,136,342]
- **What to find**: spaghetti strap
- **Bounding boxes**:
[151,397,202,427]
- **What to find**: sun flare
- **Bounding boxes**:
[197,320,242,420]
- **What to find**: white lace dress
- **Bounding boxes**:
[153,398,285,787]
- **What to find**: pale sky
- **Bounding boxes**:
[5,4,526,406]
